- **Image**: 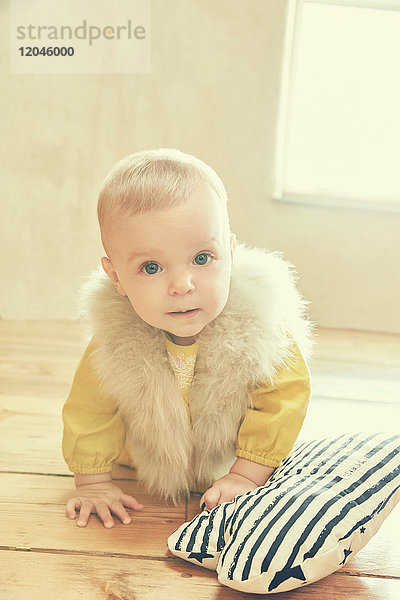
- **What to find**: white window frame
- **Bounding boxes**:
[274,0,400,213]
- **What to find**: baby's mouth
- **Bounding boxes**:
[168,308,200,318]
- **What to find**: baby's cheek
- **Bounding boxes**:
[215,281,231,309]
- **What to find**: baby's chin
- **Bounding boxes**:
[164,321,208,346]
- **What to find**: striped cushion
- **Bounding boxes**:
[167,432,400,594]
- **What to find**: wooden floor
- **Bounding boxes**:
[0,320,399,599]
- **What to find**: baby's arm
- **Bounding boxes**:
[202,457,274,510]
[203,341,311,510]
[63,340,143,527]
[66,472,143,528]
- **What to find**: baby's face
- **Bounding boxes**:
[101,186,235,345]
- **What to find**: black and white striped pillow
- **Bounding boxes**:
[168,432,400,594]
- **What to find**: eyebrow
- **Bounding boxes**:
[128,249,160,263]
[128,238,222,263]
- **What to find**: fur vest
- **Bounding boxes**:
[82,244,313,502]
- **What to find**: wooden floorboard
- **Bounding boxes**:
[0,473,183,517]
[0,320,399,599]
[1,552,400,600]
[0,504,182,558]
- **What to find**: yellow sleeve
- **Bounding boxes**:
[62,338,126,474]
[236,341,311,468]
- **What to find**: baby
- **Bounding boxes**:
[63,148,312,528]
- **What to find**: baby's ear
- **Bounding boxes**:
[101,257,127,296]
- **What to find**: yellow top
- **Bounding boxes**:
[163,333,198,406]
[62,336,311,475]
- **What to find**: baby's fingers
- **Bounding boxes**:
[121,494,144,511]
[93,501,115,528]
[109,501,132,525]
[204,486,221,510]
[65,497,81,520]
[77,500,96,527]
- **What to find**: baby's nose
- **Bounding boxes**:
[168,270,195,295]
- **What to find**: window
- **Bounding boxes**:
[275,0,400,211]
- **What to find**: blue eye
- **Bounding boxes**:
[194,253,212,266]
[142,262,161,275]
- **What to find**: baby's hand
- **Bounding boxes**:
[65,479,144,528]
[202,473,258,510]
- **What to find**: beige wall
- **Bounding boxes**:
[1,0,399,331]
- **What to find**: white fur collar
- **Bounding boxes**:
[81,244,313,501]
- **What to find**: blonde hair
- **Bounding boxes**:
[97,148,229,229]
